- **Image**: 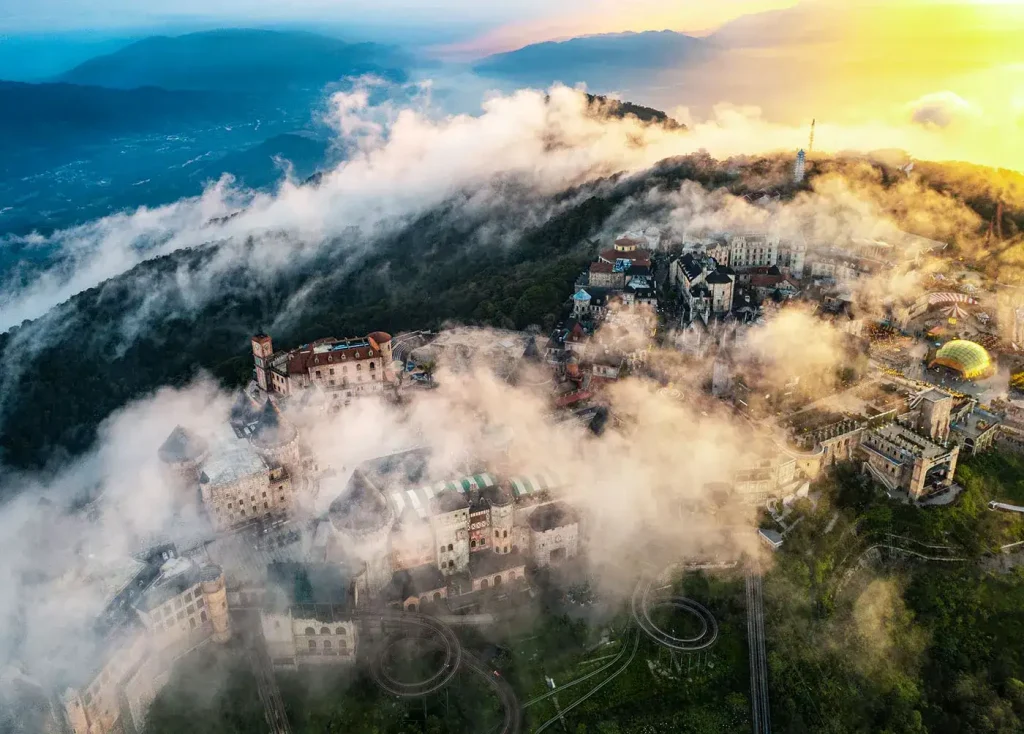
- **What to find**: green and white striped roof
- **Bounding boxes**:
[509,473,561,498]
[389,473,496,519]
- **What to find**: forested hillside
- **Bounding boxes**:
[1,153,1020,472]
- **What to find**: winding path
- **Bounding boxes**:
[361,609,521,734]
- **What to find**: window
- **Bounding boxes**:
[186,604,194,614]
[308,640,316,650]
[447,543,453,551]
[196,597,204,608]
[189,617,197,629]
[335,627,346,635]
[494,575,502,586]
[176,611,185,621]
[200,610,208,622]
[305,627,315,636]
[262,491,267,497]
[481,579,489,589]
[174,598,183,609]
[321,627,330,635]
[330,368,335,375]
[471,540,476,548]
[315,370,321,377]
[369,362,376,370]
[439,545,445,553]
[495,530,499,538]
[339,640,347,651]
[357,363,363,371]
[264,502,269,509]
[434,592,442,601]
[503,530,508,538]
[323,639,332,649]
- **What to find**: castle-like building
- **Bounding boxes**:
[159,396,305,531]
[252,331,394,398]
[60,549,231,734]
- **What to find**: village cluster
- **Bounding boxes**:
[54,224,1024,734]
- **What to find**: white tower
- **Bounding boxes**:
[794,149,806,184]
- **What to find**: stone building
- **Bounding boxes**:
[259,562,358,670]
[729,234,779,270]
[60,554,232,734]
[160,400,303,532]
[253,331,394,399]
[860,422,959,499]
[326,471,396,599]
[917,388,954,443]
[526,502,580,566]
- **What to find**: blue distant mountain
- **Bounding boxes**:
[57,28,409,91]
[474,30,710,89]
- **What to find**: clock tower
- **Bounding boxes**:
[252,333,274,392]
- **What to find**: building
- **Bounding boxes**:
[729,234,779,270]
[929,339,994,381]
[325,471,396,599]
[859,422,959,500]
[60,554,232,734]
[259,562,358,670]
[159,399,305,532]
[777,239,807,278]
[571,287,612,320]
[705,267,736,315]
[916,388,953,443]
[527,502,580,566]
[253,331,394,399]
[950,406,1004,456]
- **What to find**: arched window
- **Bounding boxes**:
[494,575,502,586]
[503,530,508,538]
[335,627,346,635]
[308,640,316,650]
[507,571,516,581]
[305,627,315,636]
[408,602,417,612]
[495,530,499,538]
[447,543,453,551]
[433,592,442,601]
[439,545,445,553]
[481,578,489,589]
[339,640,347,650]
[324,639,332,649]
[320,627,330,635]
[471,540,477,548]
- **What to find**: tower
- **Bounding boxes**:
[252,333,273,391]
[328,471,395,599]
[250,399,302,480]
[793,149,806,184]
[488,486,515,555]
[200,565,232,643]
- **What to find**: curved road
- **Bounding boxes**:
[526,572,719,732]
[360,609,521,734]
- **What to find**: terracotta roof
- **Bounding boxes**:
[589,261,615,273]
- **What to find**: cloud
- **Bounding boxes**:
[908,91,979,129]
[3,79,1010,337]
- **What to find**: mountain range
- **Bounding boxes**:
[474,30,710,89]
[56,28,409,91]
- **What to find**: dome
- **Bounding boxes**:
[930,339,992,380]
